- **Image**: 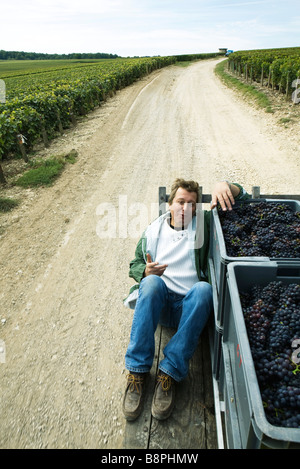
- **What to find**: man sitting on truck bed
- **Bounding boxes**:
[123,179,249,421]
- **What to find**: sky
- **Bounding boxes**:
[0,0,299,57]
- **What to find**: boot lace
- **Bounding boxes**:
[127,373,144,394]
[157,373,172,392]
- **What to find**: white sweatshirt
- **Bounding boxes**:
[155,219,199,295]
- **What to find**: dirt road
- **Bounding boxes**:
[0,58,299,449]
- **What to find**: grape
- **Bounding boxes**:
[218,202,300,258]
[239,281,300,428]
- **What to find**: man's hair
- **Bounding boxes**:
[168,178,199,205]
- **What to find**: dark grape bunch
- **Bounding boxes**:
[218,202,300,258]
[240,281,300,428]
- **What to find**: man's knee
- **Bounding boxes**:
[194,281,212,295]
[140,275,166,296]
[187,281,213,305]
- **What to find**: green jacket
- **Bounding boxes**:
[124,183,249,309]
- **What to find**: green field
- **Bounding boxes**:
[0,58,117,79]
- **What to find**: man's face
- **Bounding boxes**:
[169,187,197,229]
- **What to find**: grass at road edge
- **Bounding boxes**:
[14,150,78,188]
[0,196,19,212]
[215,59,273,113]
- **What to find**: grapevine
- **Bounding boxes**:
[240,281,300,428]
[227,47,300,99]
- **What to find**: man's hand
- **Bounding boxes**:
[211,181,238,211]
[144,253,168,277]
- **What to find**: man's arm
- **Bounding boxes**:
[144,253,167,277]
[211,181,244,211]
[129,236,147,283]
[129,241,168,281]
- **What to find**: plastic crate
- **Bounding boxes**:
[208,258,223,379]
[222,261,300,449]
[209,199,300,328]
[219,341,243,449]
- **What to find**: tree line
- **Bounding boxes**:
[0,50,120,61]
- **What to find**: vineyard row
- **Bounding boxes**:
[227,47,300,101]
[0,56,176,161]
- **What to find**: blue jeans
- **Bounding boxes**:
[125,275,213,382]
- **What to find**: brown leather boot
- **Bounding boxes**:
[151,371,176,420]
[122,372,148,421]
